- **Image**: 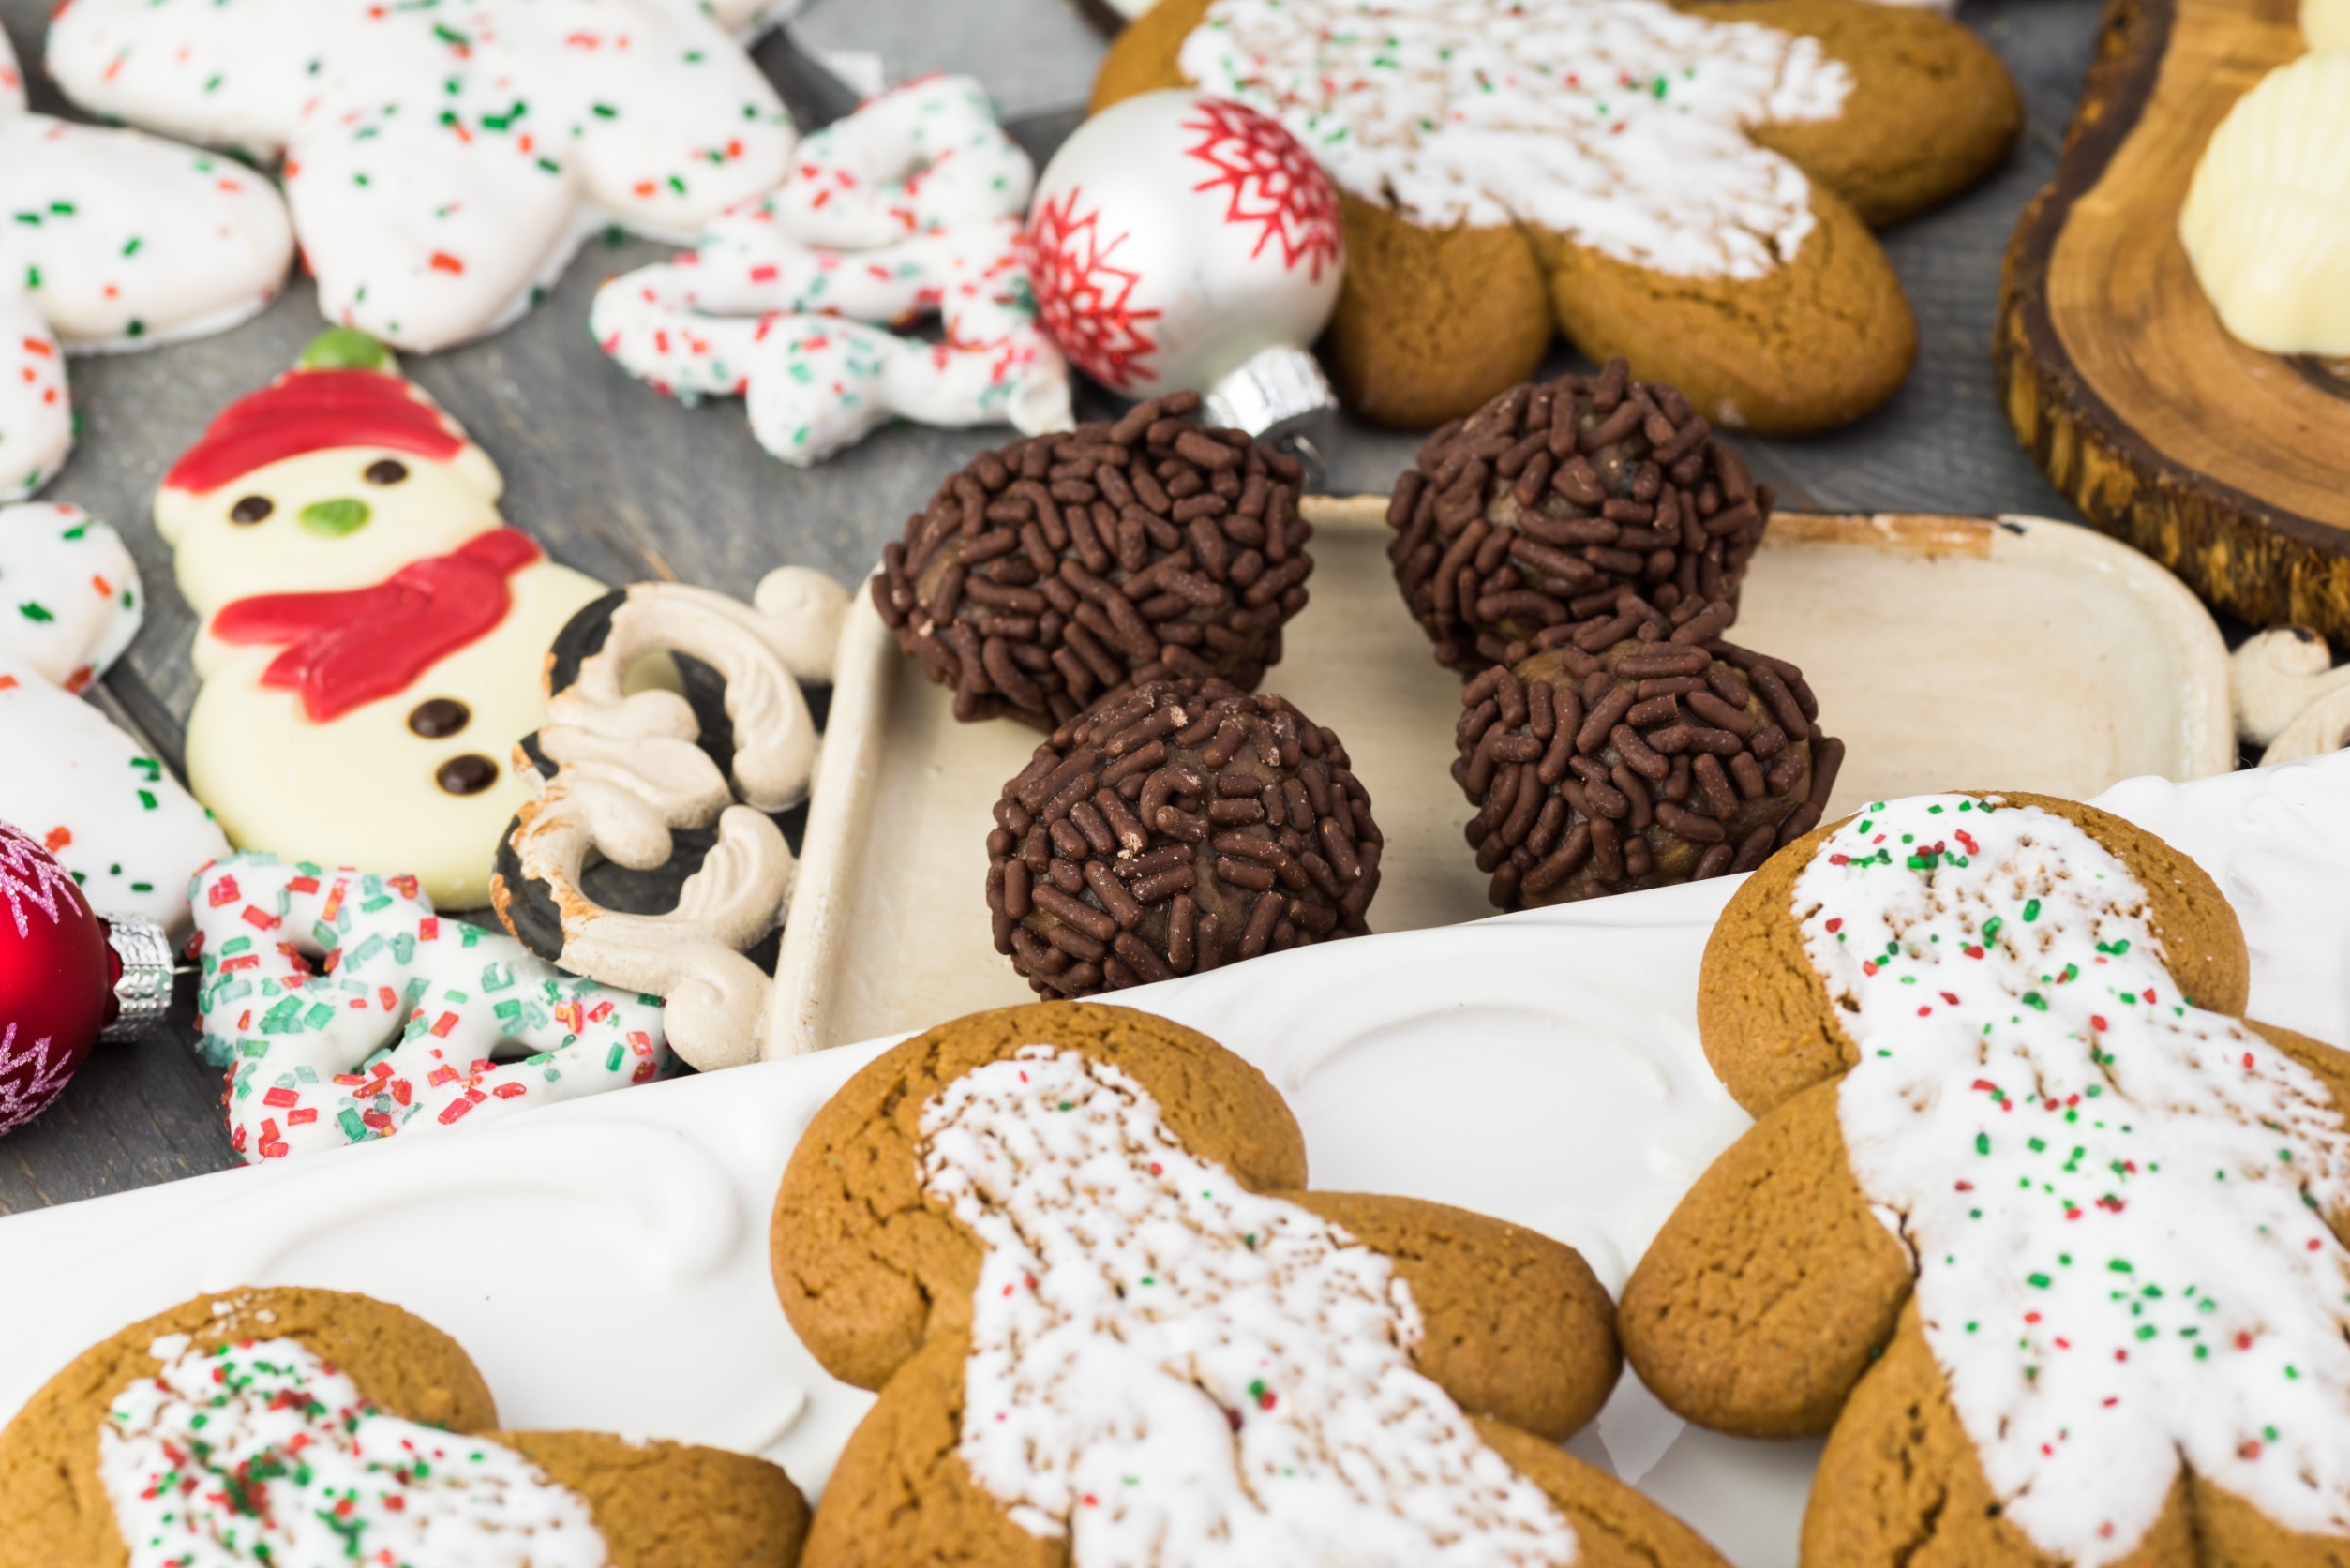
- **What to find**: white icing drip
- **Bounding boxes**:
[921,1047,1579,1567]
[1177,0,1851,279]
[100,1335,608,1567]
[1799,795,2350,1563]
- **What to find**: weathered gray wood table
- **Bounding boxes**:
[0,0,2103,1209]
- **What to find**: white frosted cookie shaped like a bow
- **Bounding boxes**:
[591,74,1073,465]
[191,852,670,1161]
[0,27,292,501]
[0,503,228,935]
[44,0,796,353]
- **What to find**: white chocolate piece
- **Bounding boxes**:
[2307,0,2350,51]
[1178,0,1853,281]
[2180,51,2350,356]
[48,0,799,353]
[591,75,1071,464]
[0,26,293,500]
[0,503,227,934]
[192,854,668,1160]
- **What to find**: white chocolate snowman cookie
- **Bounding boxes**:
[591,74,1072,465]
[157,330,617,911]
[0,27,293,500]
[47,0,798,353]
[0,502,227,935]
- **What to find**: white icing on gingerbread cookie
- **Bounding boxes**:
[1798,796,2350,1563]
[157,332,621,910]
[194,852,668,1161]
[1178,0,1853,279]
[48,0,798,352]
[592,75,1070,464]
[0,26,293,500]
[922,1046,1579,1565]
[0,503,227,933]
[102,1334,607,1566]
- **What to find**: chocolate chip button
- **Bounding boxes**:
[230,495,274,525]
[408,698,471,739]
[435,754,499,796]
[364,458,410,485]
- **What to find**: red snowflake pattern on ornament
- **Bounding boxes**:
[1026,188,1162,391]
[1180,99,1341,282]
[0,1023,76,1136]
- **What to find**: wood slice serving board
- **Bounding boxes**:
[1998,0,2350,637]
[762,500,2233,1058]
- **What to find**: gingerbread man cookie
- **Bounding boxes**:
[1620,791,2350,1564]
[0,502,227,934]
[0,1285,809,1567]
[46,0,796,353]
[0,26,293,500]
[593,74,1074,465]
[157,330,624,910]
[191,852,669,1161]
[772,1001,1731,1567]
[1094,0,2020,434]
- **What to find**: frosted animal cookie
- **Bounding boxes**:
[772,1000,1731,1567]
[157,329,626,910]
[0,27,292,500]
[47,0,797,353]
[1621,790,2350,1564]
[0,503,227,933]
[191,851,669,1161]
[1093,0,2022,434]
[0,1285,811,1566]
[592,75,1072,465]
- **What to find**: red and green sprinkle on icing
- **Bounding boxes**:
[191,851,668,1163]
[100,1331,605,1566]
[1797,794,2350,1562]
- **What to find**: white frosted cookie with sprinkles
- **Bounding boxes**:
[0,1284,812,1564]
[0,26,293,500]
[0,502,227,934]
[1623,788,2350,1565]
[47,0,798,352]
[772,1000,1733,1567]
[1091,0,2021,434]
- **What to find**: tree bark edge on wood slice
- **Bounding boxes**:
[1997,0,2350,641]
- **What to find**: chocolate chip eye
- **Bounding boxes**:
[408,698,471,739]
[435,754,498,796]
[364,459,409,486]
[230,495,274,525]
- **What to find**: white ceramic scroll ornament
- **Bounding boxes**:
[495,566,850,1070]
[2234,626,2350,764]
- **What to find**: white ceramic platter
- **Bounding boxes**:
[767,501,2235,1055]
[2,752,2340,1568]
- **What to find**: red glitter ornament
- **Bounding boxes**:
[0,819,113,1135]
[1025,187,1162,392]
[1179,98,1341,282]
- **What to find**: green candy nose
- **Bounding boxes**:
[301,498,371,537]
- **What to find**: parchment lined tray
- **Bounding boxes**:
[0,754,2339,1568]
[766,502,2234,1055]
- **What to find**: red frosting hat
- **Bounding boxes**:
[163,329,468,495]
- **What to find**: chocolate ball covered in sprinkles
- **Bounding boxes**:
[987,679,1382,997]
[1458,600,1843,908]
[1388,359,1774,675]
[874,393,1312,732]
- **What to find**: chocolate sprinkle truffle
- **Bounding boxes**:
[1456,598,1843,909]
[987,679,1381,997]
[1388,359,1775,675]
[873,393,1312,731]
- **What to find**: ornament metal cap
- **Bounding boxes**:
[1202,344,1338,445]
[98,915,175,1039]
